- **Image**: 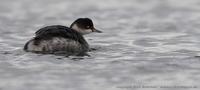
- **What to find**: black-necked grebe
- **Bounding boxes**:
[24,18,102,55]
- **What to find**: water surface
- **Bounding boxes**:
[0,0,200,90]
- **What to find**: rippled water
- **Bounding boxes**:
[1,0,200,90]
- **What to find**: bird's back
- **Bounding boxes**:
[24,25,89,54]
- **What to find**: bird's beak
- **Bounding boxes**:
[92,28,102,33]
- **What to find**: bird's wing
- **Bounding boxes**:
[34,25,87,44]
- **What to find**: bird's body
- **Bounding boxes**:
[24,18,102,55]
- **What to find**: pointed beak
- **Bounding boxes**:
[92,28,102,33]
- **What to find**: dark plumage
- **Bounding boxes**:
[24,18,102,55]
[34,25,88,45]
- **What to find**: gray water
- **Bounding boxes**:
[0,0,200,90]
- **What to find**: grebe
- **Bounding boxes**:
[24,18,102,55]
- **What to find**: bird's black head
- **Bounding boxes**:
[70,18,102,35]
